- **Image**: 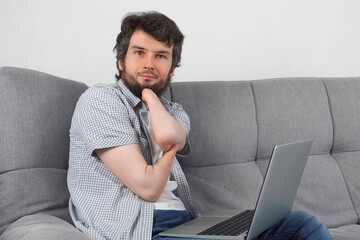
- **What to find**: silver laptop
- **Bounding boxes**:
[160,139,313,240]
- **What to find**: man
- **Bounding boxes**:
[67,11,332,240]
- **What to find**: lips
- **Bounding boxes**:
[139,74,156,79]
[138,71,158,80]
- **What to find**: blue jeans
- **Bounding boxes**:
[152,210,333,240]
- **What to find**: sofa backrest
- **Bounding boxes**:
[170,78,360,228]
[1,66,359,232]
[0,67,87,234]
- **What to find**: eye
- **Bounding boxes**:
[157,54,166,59]
[135,50,144,56]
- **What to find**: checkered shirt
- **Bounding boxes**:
[67,80,199,240]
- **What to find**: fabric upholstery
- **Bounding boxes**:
[324,79,360,220]
[170,81,258,167]
[0,67,87,234]
[170,78,360,239]
[251,78,333,157]
[1,67,360,239]
[329,224,360,240]
[0,214,90,240]
[169,82,261,214]
[251,78,357,228]
[324,79,360,152]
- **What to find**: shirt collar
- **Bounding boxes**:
[117,80,142,108]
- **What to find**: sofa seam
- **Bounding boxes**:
[181,159,258,169]
[1,167,68,175]
[331,149,360,154]
[180,151,360,169]
[322,79,335,154]
[249,81,260,167]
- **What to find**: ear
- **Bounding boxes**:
[169,68,175,78]
[118,60,124,71]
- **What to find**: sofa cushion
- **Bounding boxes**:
[251,78,333,157]
[183,162,263,214]
[171,78,359,231]
[0,168,72,232]
[0,67,87,234]
[329,224,360,240]
[251,78,358,228]
[170,81,261,214]
[292,154,358,227]
[332,151,360,222]
[324,79,360,221]
[324,78,360,152]
[0,214,90,240]
[170,81,258,167]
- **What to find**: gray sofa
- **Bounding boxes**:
[0,66,359,239]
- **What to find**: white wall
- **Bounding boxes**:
[1,0,360,86]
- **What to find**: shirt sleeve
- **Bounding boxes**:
[73,85,139,152]
[161,99,191,156]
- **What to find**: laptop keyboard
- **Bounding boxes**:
[197,210,255,236]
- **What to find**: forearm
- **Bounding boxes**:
[140,145,177,201]
[96,144,178,202]
[143,88,186,151]
[148,102,186,151]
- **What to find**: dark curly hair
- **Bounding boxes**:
[114,11,185,80]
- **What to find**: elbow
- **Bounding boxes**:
[155,133,183,152]
[155,134,173,152]
[133,174,163,202]
[137,187,162,202]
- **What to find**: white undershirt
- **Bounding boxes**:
[140,111,186,210]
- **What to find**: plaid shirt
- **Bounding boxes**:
[67,81,199,240]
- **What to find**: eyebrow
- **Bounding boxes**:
[131,45,145,50]
[131,45,171,55]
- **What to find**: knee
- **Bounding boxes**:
[291,210,332,239]
[288,210,320,223]
[286,210,326,231]
[259,210,331,240]
[289,210,329,235]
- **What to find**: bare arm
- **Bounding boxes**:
[94,89,185,202]
[142,88,187,152]
[95,144,178,202]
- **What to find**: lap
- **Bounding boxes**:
[152,210,332,240]
[255,210,332,240]
[152,210,197,240]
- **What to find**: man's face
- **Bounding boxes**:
[118,30,174,99]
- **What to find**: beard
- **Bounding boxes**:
[121,68,172,99]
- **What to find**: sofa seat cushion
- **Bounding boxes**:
[0,214,90,240]
[329,224,360,240]
[0,168,72,234]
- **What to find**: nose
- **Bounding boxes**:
[143,56,155,71]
